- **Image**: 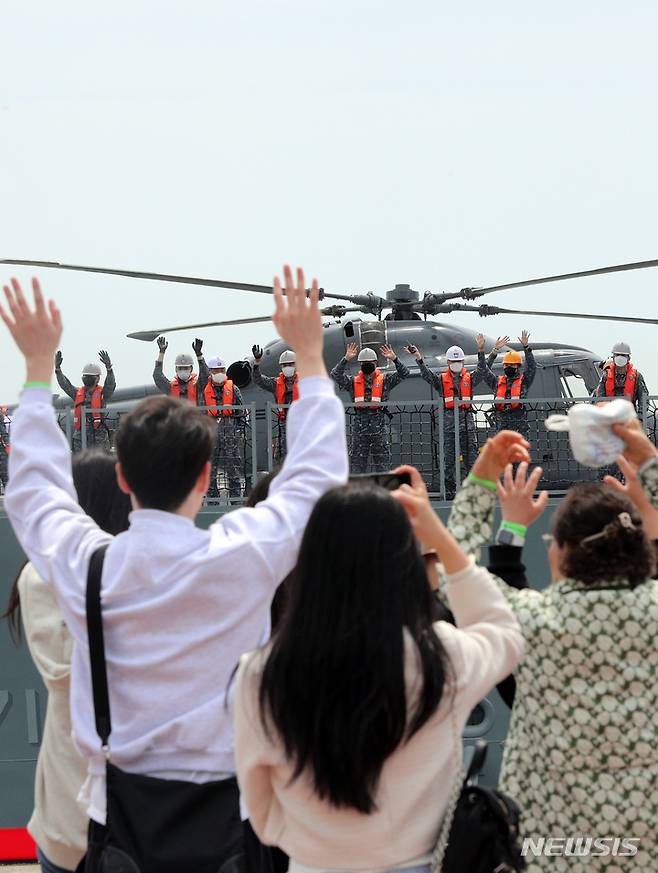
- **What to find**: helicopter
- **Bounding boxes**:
[2,257,658,494]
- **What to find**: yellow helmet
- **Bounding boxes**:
[502,350,523,366]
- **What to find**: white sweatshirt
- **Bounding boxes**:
[5,377,348,824]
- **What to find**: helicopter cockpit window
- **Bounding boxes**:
[344,322,355,338]
[559,366,590,399]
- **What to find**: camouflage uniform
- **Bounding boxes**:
[205,382,246,499]
[0,416,9,493]
[152,357,210,404]
[477,347,537,441]
[418,356,485,493]
[252,365,297,463]
[331,356,410,473]
[56,368,117,452]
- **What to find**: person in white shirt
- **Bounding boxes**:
[0,267,348,870]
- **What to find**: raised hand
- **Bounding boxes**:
[519,330,530,347]
[98,349,112,368]
[391,464,469,575]
[192,338,203,357]
[611,420,658,467]
[272,265,324,379]
[405,344,422,361]
[345,343,359,361]
[471,430,531,483]
[0,277,63,384]
[495,335,511,351]
[476,333,486,352]
[604,455,658,539]
[497,463,549,527]
[252,344,263,361]
[55,350,63,369]
[157,336,168,353]
[380,344,397,360]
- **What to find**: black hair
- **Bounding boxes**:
[3,449,132,643]
[257,482,451,813]
[553,482,656,588]
[115,395,215,511]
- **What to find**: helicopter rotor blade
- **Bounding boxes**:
[126,306,370,342]
[127,316,274,341]
[0,257,377,306]
[439,258,658,301]
[474,304,658,326]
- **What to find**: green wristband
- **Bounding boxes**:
[467,473,497,492]
[500,520,528,536]
[23,381,51,389]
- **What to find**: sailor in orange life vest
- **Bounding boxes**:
[54,349,116,452]
[251,345,299,462]
[407,343,483,493]
[594,341,649,413]
[476,330,536,440]
[331,343,409,473]
[204,356,246,500]
[152,335,210,405]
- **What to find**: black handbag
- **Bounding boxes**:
[78,546,245,873]
[432,738,526,873]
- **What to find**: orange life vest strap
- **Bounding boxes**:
[495,374,524,411]
[170,374,198,404]
[605,364,637,400]
[203,379,235,417]
[274,373,299,421]
[353,370,385,408]
[74,385,103,431]
[441,369,472,410]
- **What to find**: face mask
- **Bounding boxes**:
[211,372,227,385]
[614,355,629,368]
[82,375,97,387]
[176,368,192,382]
[449,361,463,374]
[504,366,520,379]
[361,362,376,375]
[282,365,296,378]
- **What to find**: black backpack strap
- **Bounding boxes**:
[85,544,111,749]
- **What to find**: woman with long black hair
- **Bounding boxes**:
[234,434,527,873]
[3,449,131,873]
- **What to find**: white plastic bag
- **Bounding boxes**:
[544,398,636,468]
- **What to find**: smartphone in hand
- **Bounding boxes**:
[349,471,412,491]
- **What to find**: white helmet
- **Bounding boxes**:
[357,347,378,362]
[611,341,631,357]
[206,356,226,369]
[279,349,296,366]
[82,362,102,377]
[446,346,465,362]
[174,353,194,367]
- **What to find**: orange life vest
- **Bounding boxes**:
[74,385,103,431]
[353,369,385,408]
[495,374,524,411]
[605,364,637,400]
[274,373,299,421]
[441,369,472,410]
[170,373,198,404]
[203,379,235,417]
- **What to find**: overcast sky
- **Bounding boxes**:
[1,0,657,403]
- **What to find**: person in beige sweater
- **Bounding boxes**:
[5,450,131,873]
[234,433,528,873]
